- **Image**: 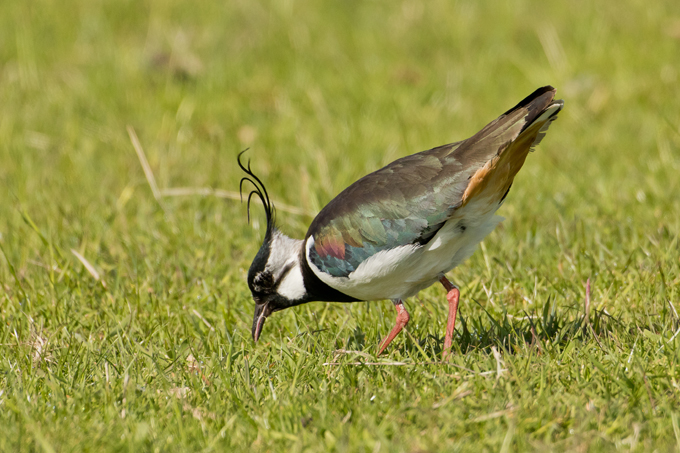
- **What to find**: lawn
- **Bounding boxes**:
[1,0,680,451]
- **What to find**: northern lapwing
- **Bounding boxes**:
[240,86,563,358]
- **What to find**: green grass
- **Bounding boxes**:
[2,0,680,451]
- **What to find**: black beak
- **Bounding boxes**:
[252,302,272,342]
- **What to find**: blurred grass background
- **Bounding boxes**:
[1,0,680,451]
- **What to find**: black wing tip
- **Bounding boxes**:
[503,85,557,116]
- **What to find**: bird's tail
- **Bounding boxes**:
[461,86,563,206]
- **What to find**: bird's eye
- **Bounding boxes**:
[252,271,273,294]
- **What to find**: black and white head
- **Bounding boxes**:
[239,152,308,342]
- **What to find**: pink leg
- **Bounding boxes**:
[377,301,410,356]
[439,276,460,360]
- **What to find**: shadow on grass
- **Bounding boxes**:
[347,326,367,350]
[410,297,623,358]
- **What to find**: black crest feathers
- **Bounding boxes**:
[238,150,275,233]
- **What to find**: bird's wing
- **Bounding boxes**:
[306,86,562,278]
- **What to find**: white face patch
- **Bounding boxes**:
[265,231,306,301]
[267,232,302,276]
[276,261,306,301]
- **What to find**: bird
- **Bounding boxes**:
[240,86,563,358]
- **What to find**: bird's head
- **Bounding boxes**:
[239,152,307,342]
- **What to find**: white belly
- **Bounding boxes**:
[306,196,504,301]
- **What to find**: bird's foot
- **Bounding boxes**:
[377,302,410,356]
